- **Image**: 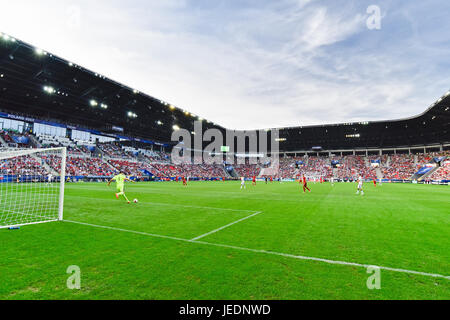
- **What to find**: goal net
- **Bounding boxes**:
[0,147,66,229]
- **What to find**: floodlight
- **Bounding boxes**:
[35,48,46,55]
[43,86,55,94]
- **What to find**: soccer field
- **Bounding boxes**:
[1,181,449,300]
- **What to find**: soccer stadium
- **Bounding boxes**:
[0,2,449,304]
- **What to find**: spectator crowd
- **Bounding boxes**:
[1,131,449,181]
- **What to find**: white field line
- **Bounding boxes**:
[63,220,450,281]
[64,195,258,213]
[190,211,263,241]
[64,220,189,242]
[0,219,58,230]
[66,185,450,204]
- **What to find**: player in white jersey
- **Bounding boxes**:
[330,177,335,186]
[240,177,246,189]
[356,176,364,195]
[47,173,53,185]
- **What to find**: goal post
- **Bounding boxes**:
[0,147,67,229]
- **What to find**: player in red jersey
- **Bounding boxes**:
[222,177,226,182]
[182,176,187,186]
[252,176,256,186]
[373,179,377,187]
[270,176,273,183]
[301,176,311,193]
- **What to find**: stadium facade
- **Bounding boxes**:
[0,33,449,155]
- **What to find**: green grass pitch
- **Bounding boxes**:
[1,181,449,300]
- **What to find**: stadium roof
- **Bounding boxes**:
[277,92,450,152]
[0,32,220,144]
[0,33,449,152]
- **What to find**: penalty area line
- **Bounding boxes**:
[64,220,189,242]
[64,195,258,213]
[190,211,263,241]
[62,220,450,281]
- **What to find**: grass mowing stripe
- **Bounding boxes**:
[63,219,450,281]
[67,183,450,202]
[64,195,258,213]
[190,211,263,241]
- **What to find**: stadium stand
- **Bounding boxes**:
[234,160,261,178]
[0,35,448,183]
[0,155,47,176]
[2,132,449,182]
[44,155,115,177]
[98,143,137,160]
[429,161,450,181]
[1,129,32,148]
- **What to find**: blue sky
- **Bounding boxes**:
[1,0,450,129]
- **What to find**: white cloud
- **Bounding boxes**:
[0,0,449,130]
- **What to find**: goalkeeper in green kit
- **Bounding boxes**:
[108,172,134,204]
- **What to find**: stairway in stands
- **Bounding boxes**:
[411,164,439,181]
[332,168,338,178]
[259,159,279,177]
[0,135,7,147]
[364,157,370,168]
[376,167,383,180]
[28,134,41,148]
[226,166,239,178]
